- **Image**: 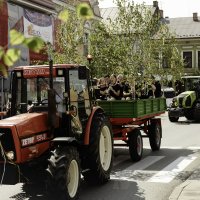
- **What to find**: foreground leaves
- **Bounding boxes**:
[23,37,44,53]
[0,1,94,76]
[4,49,21,65]
[58,9,69,22]
[76,3,93,20]
[10,29,25,46]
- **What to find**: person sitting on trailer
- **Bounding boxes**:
[108,74,121,100]
[98,77,108,100]
[117,74,125,100]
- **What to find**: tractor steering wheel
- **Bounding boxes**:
[40,99,48,105]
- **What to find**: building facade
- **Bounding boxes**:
[0,0,101,67]
[166,13,200,75]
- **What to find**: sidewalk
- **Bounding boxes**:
[169,168,200,200]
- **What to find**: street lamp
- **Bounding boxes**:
[87,54,93,78]
[87,54,93,65]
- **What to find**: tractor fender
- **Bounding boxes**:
[84,106,105,145]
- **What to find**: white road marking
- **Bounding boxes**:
[125,156,165,171]
[111,156,164,180]
[148,156,197,183]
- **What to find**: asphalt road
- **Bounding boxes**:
[1,112,200,200]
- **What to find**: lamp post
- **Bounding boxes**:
[87,54,93,79]
[87,54,93,64]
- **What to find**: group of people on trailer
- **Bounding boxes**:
[93,74,162,101]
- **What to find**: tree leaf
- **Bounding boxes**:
[0,64,8,78]
[76,3,94,20]
[23,37,44,53]
[58,9,69,22]
[10,29,25,46]
[0,47,4,60]
[6,48,21,63]
[3,54,14,67]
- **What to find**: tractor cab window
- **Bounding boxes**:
[14,77,65,114]
[69,69,91,133]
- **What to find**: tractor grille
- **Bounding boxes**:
[0,128,16,161]
[178,97,183,108]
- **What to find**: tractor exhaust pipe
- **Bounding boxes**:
[48,59,57,130]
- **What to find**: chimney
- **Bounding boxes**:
[153,1,158,8]
[159,10,163,18]
[193,12,198,21]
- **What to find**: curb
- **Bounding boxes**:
[168,181,191,200]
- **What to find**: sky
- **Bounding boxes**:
[98,0,200,18]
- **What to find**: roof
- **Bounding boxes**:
[100,7,119,22]
[100,6,157,24]
[166,17,200,39]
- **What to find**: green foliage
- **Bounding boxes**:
[3,49,21,67]
[23,37,44,53]
[90,0,184,84]
[0,30,44,76]
[10,29,25,45]
[52,7,86,65]
[0,1,94,76]
[0,47,4,60]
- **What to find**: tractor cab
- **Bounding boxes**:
[168,75,200,122]
[9,64,91,137]
[182,76,200,91]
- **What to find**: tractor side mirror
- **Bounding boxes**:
[78,66,88,80]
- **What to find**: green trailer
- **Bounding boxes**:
[97,97,166,161]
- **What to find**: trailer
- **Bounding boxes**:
[97,97,166,161]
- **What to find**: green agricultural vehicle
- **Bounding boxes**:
[168,76,200,122]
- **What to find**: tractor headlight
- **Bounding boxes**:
[6,151,15,160]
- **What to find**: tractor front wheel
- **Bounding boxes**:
[46,146,80,200]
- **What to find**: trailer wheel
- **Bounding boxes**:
[128,129,143,162]
[46,146,80,200]
[149,121,162,151]
[83,113,113,185]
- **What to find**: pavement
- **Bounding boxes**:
[169,167,200,200]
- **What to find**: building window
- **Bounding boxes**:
[162,56,169,68]
[183,51,192,68]
[198,51,200,69]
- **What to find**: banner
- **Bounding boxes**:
[23,9,53,44]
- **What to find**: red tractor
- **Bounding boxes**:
[0,63,113,200]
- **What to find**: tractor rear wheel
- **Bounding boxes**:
[149,121,162,151]
[46,146,80,200]
[128,129,143,162]
[83,113,113,185]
